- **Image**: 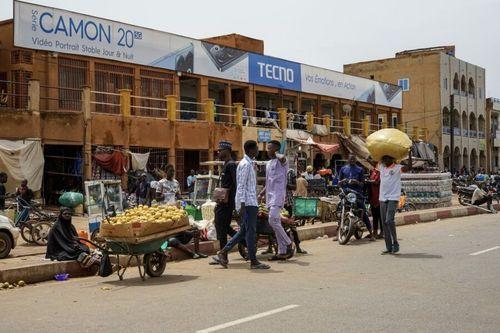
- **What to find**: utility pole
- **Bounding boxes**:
[449,94,455,173]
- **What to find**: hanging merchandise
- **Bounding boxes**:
[130,152,150,171]
[93,151,129,175]
[0,139,44,192]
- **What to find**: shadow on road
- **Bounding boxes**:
[102,274,199,288]
[393,253,442,259]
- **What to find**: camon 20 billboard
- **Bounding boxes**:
[13,0,402,108]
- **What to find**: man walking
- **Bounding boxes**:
[378,155,410,254]
[259,140,294,261]
[209,141,238,265]
[156,165,180,205]
[216,140,270,269]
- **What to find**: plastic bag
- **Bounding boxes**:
[366,129,412,162]
[58,192,84,208]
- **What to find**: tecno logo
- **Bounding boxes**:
[257,62,294,83]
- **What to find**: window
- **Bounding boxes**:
[369,75,374,79]
[398,78,410,91]
[58,58,88,110]
[94,63,134,113]
[11,50,33,64]
[444,78,448,90]
[138,69,174,117]
[478,87,482,99]
[453,73,459,93]
[11,70,32,109]
[392,114,398,128]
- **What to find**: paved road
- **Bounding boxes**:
[2,214,500,333]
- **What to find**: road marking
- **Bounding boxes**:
[470,246,500,256]
[196,304,300,333]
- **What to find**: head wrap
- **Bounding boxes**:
[218,141,232,151]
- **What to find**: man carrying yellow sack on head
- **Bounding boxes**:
[366,129,412,255]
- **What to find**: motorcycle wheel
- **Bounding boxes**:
[458,195,467,206]
[20,224,35,244]
[337,215,354,245]
[353,228,363,240]
[32,221,52,246]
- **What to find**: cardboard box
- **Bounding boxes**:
[100,216,189,238]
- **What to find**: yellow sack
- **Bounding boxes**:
[366,128,412,162]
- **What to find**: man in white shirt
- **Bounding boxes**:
[378,155,410,254]
[216,140,270,270]
[156,165,180,205]
[471,185,496,213]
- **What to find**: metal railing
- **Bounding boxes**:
[0,79,29,110]
[214,104,236,125]
[91,91,120,114]
[130,94,166,118]
[177,100,205,122]
[40,85,82,112]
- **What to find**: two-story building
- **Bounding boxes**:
[0,1,403,203]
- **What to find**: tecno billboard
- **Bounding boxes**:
[13,0,402,108]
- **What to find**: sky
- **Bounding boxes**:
[2,0,499,96]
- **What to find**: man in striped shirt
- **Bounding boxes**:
[216,140,270,270]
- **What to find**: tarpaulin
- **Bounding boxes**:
[93,151,128,175]
[130,152,150,171]
[0,139,44,192]
[289,136,340,154]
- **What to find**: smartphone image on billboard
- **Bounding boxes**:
[149,43,194,72]
[356,86,375,103]
[201,41,247,72]
[379,82,401,102]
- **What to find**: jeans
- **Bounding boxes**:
[380,200,399,251]
[356,200,372,232]
[268,206,292,255]
[223,206,258,261]
[214,204,237,249]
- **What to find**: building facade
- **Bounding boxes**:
[0,1,404,203]
[345,46,487,172]
[486,98,500,172]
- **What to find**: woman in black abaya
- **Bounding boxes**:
[46,207,90,261]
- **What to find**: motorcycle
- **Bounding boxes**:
[337,187,367,245]
[457,185,474,206]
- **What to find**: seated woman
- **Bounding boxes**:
[167,229,207,259]
[46,207,90,261]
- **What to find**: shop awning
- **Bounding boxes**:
[289,136,340,154]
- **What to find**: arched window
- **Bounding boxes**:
[468,78,475,97]
[453,73,459,93]
[469,113,477,137]
[442,107,450,129]
[478,115,485,138]
[461,75,467,96]
[462,111,468,136]
[452,109,460,128]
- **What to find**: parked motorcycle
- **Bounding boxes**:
[457,185,474,206]
[337,188,367,245]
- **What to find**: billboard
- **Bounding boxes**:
[13,0,402,108]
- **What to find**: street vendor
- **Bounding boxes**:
[156,165,180,205]
[302,165,315,180]
[46,207,90,261]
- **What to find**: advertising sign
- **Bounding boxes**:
[13,1,402,108]
[257,129,272,143]
[248,53,301,91]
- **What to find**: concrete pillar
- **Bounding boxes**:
[82,86,92,181]
[422,128,429,142]
[323,115,331,134]
[278,107,288,130]
[166,95,177,121]
[343,116,351,136]
[413,126,420,140]
[306,112,314,132]
[382,121,388,129]
[204,98,215,123]
[28,79,41,141]
[234,103,244,127]
[119,89,132,190]
[362,115,370,136]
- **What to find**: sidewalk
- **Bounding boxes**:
[1,203,497,285]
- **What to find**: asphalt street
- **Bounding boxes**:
[2,214,500,333]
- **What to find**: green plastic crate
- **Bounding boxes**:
[293,197,318,217]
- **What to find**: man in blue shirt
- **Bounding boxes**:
[338,154,375,241]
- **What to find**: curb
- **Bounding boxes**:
[1,203,496,284]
